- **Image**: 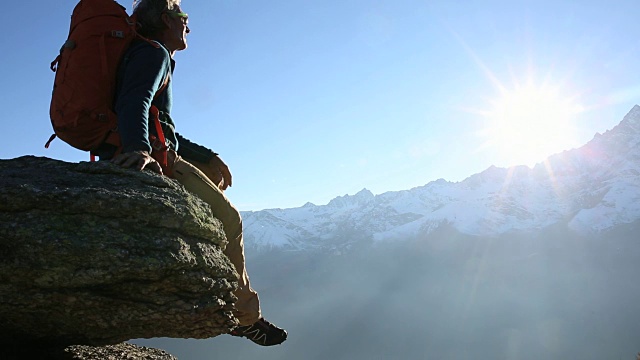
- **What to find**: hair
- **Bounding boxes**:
[132,0,182,37]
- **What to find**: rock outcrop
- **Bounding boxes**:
[67,343,178,360]
[0,156,239,357]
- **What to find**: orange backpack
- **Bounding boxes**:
[46,0,169,169]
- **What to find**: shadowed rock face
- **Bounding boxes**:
[65,343,178,360]
[0,156,239,352]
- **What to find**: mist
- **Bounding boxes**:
[132,221,640,359]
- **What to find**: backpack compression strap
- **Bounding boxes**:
[147,70,172,176]
[149,105,170,176]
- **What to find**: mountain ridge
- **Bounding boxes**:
[242,105,640,250]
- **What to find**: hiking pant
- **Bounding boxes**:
[168,151,261,326]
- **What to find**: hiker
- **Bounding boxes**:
[97,0,287,346]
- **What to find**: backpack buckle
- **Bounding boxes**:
[111,30,125,38]
[149,135,168,152]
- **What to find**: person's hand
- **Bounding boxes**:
[191,154,232,190]
[111,150,163,175]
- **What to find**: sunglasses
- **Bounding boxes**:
[165,10,189,23]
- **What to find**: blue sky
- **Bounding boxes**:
[3,0,639,211]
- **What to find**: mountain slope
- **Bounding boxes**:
[242,105,640,250]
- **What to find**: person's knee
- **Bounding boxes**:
[224,210,242,237]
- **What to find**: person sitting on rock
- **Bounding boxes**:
[94,0,287,346]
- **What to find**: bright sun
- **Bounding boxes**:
[478,81,584,167]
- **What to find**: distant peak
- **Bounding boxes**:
[621,104,640,126]
[354,188,374,198]
[596,104,640,142]
[327,188,374,208]
[427,178,450,186]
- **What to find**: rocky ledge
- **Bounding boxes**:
[0,156,239,359]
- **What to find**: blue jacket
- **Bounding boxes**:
[96,39,216,163]
[115,39,177,154]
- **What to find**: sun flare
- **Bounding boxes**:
[478,82,584,167]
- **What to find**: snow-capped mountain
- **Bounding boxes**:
[242,105,640,251]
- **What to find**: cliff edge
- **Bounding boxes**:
[0,156,239,358]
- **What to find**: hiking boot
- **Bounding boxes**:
[230,318,287,346]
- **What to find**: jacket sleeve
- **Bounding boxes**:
[114,42,171,153]
[176,133,218,164]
